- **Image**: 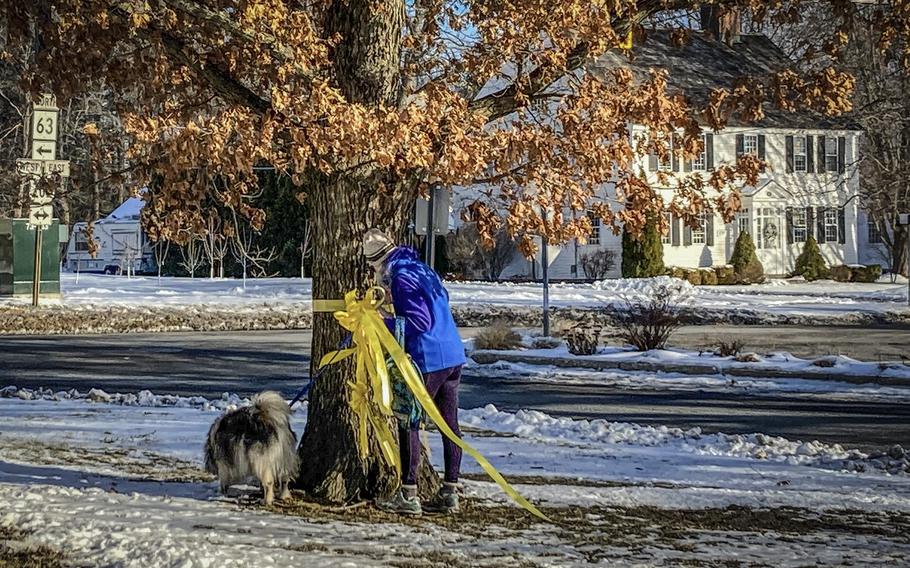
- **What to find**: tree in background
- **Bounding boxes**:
[728,230,764,284]
[792,235,829,281]
[621,217,664,278]
[6,1,908,503]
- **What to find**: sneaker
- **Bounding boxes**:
[378,486,422,516]
[423,483,460,514]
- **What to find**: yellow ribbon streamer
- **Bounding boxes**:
[319,287,550,522]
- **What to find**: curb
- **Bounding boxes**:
[469,351,910,388]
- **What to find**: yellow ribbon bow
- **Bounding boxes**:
[318,287,550,522]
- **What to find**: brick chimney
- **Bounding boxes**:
[700,6,741,45]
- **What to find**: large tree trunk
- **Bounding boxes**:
[295,0,443,503]
[296,170,439,501]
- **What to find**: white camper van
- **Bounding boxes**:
[64,197,156,275]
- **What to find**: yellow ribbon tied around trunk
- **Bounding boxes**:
[318,287,549,522]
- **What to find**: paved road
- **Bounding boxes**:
[2,329,908,452]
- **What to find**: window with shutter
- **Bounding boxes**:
[825,137,838,172]
[824,209,838,242]
[693,133,708,171]
[794,137,807,172]
[792,209,807,242]
[588,212,601,245]
[743,134,759,157]
[661,212,672,244]
[692,214,707,245]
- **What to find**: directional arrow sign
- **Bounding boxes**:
[29,204,53,228]
[31,141,56,161]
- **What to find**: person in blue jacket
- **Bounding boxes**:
[362,228,466,515]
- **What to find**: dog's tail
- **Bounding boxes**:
[251,391,291,420]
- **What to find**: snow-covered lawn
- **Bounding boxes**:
[2,388,910,566]
[470,343,910,386]
[18,272,910,315]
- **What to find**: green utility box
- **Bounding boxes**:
[0,219,68,298]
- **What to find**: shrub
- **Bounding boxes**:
[714,265,736,285]
[621,217,665,278]
[563,324,601,355]
[852,264,882,283]
[729,231,765,284]
[473,322,523,351]
[829,265,853,282]
[669,266,687,280]
[793,236,829,281]
[715,340,744,357]
[618,284,683,351]
[683,268,702,286]
[580,249,617,280]
[700,268,718,286]
[531,336,562,350]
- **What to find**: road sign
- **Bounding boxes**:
[31,109,58,142]
[27,178,53,206]
[31,140,56,161]
[16,158,70,178]
[15,158,43,177]
[43,160,70,177]
[34,93,57,111]
[414,187,451,236]
[28,204,53,228]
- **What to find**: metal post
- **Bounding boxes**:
[31,226,43,307]
[541,210,550,337]
[425,186,437,270]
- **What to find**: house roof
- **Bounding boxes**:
[590,30,862,131]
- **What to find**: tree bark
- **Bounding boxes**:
[295,0,438,503]
[892,224,909,277]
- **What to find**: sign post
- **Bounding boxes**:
[900,213,910,307]
[415,185,450,270]
[18,94,69,306]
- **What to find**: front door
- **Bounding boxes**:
[753,205,787,275]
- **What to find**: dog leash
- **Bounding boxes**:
[289,333,353,408]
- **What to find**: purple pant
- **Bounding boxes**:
[399,364,463,485]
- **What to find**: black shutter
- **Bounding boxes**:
[649,152,658,171]
[758,134,766,160]
[837,207,846,244]
[706,214,715,247]
[785,208,794,244]
[684,224,693,246]
[735,134,745,158]
[672,150,680,172]
[838,136,846,174]
[806,207,814,240]
[806,135,814,172]
[816,207,827,243]
[705,133,715,170]
[684,159,693,173]
[817,135,826,173]
[785,136,794,173]
[671,215,681,246]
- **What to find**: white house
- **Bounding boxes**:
[63,197,156,274]
[485,23,879,280]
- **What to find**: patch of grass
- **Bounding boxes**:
[0,527,66,568]
[473,323,523,351]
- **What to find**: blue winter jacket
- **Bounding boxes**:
[382,247,466,374]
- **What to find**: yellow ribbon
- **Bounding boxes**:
[319,287,550,522]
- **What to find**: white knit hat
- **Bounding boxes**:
[362,228,396,264]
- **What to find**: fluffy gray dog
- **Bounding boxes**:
[204,391,300,505]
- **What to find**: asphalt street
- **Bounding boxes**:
[2,329,908,452]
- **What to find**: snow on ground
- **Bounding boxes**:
[2,390,910,566]
[470,343,910,384]
[14,273,910,317]
[468,358,910,402]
